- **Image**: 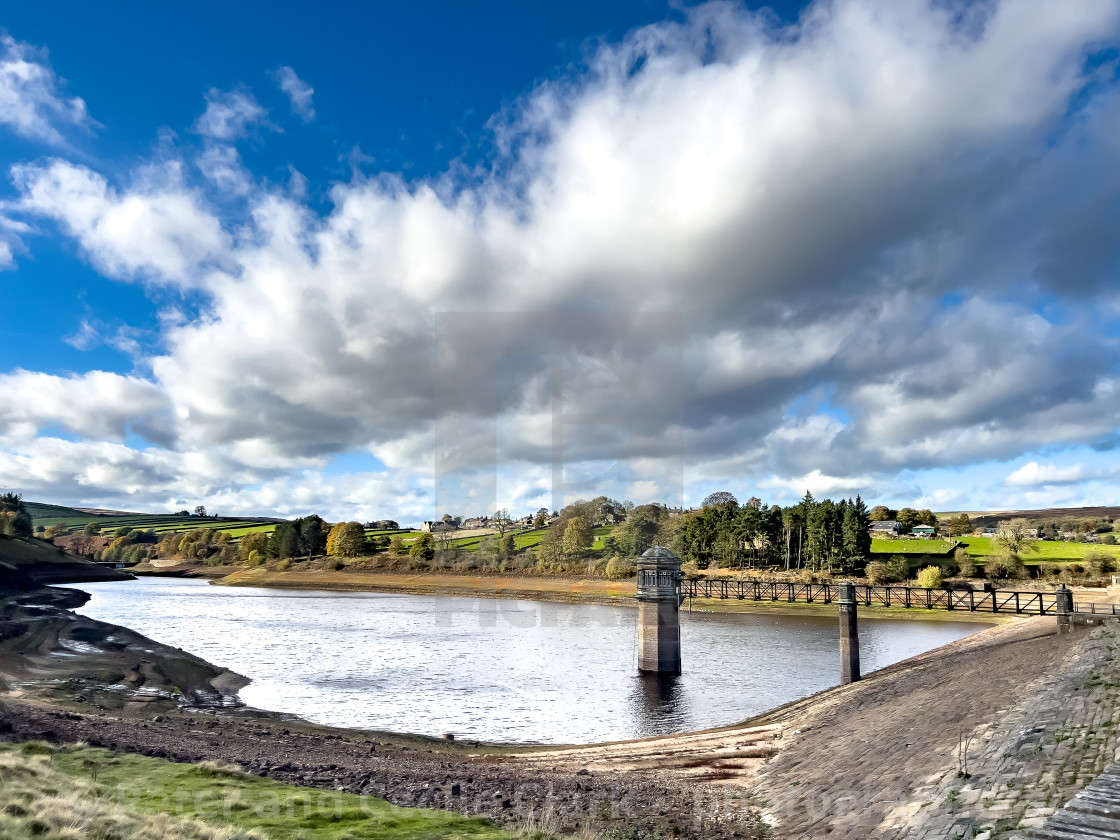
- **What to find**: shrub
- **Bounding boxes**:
[866,555,909,585]
[916,566,943,589]
[1085,550,1117,576]
[327,558,345,571]
[1102,534,1117,545]
[275,558,292,571]
[605,555,635,579]
[955,547,978,578]
[409,533,435,561]
[246,550,263,567]
[238,531,270,562]
[986,552,1026,580]
[387,537,404,555]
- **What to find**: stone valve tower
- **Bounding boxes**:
[635,545,684,673]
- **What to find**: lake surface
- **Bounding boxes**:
[68,578,988,744]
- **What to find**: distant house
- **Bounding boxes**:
[911,525,936,538]
[420,520,458,533]
[869,521,903,536]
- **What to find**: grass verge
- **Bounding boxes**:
[0,741,514,840]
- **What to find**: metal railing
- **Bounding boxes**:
[679,579,1102,615]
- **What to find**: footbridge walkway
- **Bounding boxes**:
[681,578,1118,616]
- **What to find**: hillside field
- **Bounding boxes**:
[870,538,956,555]
[959,536,1120,563]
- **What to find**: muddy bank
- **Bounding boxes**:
[0,586,245,710]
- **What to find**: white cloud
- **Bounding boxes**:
[6,0,1120,519]
[193,87,269,141]
[1004,461,1120,487]
[0,33,92,144]
[196,143,251,194]
[272,66,314,121]
[758,469,875,498]
[13,158,230,286]
[0,370,172,444]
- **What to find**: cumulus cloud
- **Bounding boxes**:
[0,370,172,445]
[193,87,269,140]
[272,66,314,121]
[1004,461,1120,487]
[14,158,230,285]
[0,33,92,144]
[6,0,1120,518]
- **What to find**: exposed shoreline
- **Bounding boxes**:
[207,566,1019,622]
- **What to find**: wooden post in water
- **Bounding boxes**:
[839,580,861,684]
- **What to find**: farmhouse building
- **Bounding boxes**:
[869,521,903,536]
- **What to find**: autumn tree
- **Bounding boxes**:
[328,522,368,557]
[0,493,32,537]
[238,531,270,562]
[561,516,593,556]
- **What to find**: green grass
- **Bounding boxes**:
[0,741,514,840]
[870,538,956,555]
[589,526,613,551]
[959,536,1120,563]
[0,536,84,567]
[426,528,548,553]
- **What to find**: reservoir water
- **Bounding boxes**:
[69,577,989,744]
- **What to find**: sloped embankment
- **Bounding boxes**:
[0,536,132,585]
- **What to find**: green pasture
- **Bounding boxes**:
[958,536,1120,563]
[589,525,613,550]
[870,538,956,555]
[421,527,548,553]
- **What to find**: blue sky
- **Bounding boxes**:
[2,0,1120,523]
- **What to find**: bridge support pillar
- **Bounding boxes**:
[636,546,683,673]
[839,581,860,684]
[1056,586,1074,635]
